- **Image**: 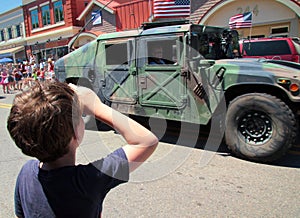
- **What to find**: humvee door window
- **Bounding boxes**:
[147,40,177,65]
[105,43,128,65]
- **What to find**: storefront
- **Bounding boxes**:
[0,46,26,63]
[197,0,300,39]
[27,38,69,64]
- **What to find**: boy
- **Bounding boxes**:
[7,81,158,217]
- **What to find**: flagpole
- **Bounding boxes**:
[249,12,253,40]
[149,0,153,22]
[68,0,113,52]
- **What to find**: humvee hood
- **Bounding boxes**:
[215,58,300,78]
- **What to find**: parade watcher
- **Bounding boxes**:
[14,68,23,91]
[46,58,55,80]
[23,62,33,88]
[47,57,54,73]
[26,61,32,78]
[0,69,10,94]
[39,59,45,70]
[7,81,158,217]
[39,67,45,82]
[32,68,38,82]
[8,70,16,91]
[29,54,35,64]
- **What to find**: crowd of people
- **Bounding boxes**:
[0,55,55,94]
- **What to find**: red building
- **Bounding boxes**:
[72,0,151,49]
[22,0,90,62]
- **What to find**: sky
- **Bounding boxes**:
[0,0,22,14]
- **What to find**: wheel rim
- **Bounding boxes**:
[238,110,272,145]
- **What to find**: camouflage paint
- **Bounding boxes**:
[55,23,300,126]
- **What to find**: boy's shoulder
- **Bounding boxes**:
[19,159,39,176]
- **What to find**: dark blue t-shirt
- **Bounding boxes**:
[15,148,129,218]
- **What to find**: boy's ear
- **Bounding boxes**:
[73,124,80,140]
[72,119,84,146]
[70,128,80,148]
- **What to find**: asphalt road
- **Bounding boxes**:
[1,90,300,217]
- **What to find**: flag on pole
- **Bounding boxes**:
[92,11,102,25]
[153,0,190,19]
[229,12,252,29]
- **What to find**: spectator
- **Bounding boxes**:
[0,70,10,94]
[13,68,23,91]
[32,68,38,82]
[38,67,45,82]
[7,81,158,217]
[47,58,54,72]
[8,70,16,91]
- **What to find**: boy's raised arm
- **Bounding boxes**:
[69,84,159,172]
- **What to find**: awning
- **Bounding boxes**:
[0,46,24,58]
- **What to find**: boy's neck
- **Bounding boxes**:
[40,149,76,170]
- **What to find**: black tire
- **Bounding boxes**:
[225,93,296,162]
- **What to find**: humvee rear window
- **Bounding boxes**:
[105,43,128,65]
[243,40,291,56]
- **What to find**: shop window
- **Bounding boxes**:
[251,35,265,38]
[31,9,39,29]
[54,0,64,23]
[46,49,55,60]
[270,26,289,37]
[42,5,51,26]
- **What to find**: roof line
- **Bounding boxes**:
[77,0,116,21]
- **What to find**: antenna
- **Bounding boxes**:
[68,0,114,52]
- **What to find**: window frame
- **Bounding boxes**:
[53,0,64,23]
[41,4,51,26]
[30,8,39,30]
[15,24,21,37]
[0,29,5,41]
[7,27,13,40]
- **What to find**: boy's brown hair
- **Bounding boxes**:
[7,81,81,162]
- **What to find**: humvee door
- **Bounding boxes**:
[137,35,186,109]
[100,38,137,104]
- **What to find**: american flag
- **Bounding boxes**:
[229,12,252,29]
[153,0,190,19]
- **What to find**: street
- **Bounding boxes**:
[1,90,300,217]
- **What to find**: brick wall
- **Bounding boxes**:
[190,0,225,24]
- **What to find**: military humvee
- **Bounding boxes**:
[55,21,300,162]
